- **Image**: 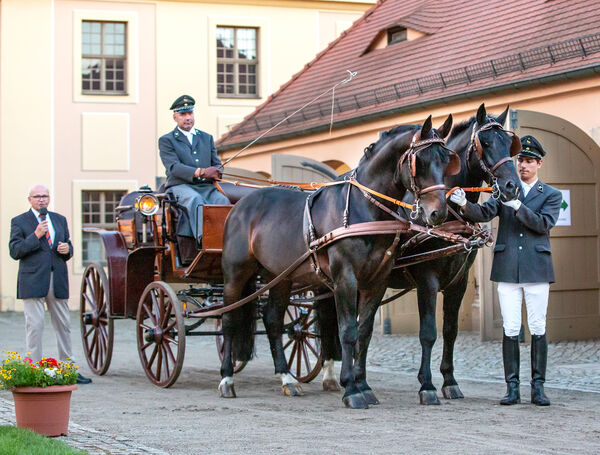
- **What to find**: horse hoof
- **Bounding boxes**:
[218,383,236,398]
[419,390,440,405]
[361,389,380,405]
[442,385,464,399]
[322,379,341,392]
[342,393,369,409]
[282,383,304,397]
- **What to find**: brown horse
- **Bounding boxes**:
[218,115,458,409]
[318,105,522,404]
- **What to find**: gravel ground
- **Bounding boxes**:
[1,311,599,454]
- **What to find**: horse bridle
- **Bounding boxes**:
[400,131,460,219]
[468,120,521,199]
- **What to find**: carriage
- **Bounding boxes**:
[79,182,323,388]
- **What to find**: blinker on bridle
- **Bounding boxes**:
[468,120,522,199]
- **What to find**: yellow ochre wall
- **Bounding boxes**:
[0,0,373,311]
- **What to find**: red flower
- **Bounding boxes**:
[39,357,59,368]
[23,357,33,364]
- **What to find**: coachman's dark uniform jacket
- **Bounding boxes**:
[9,210,73,299]
[462,181,562,283]
[159,127,222,189]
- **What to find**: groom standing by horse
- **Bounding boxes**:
[451,135,562,406]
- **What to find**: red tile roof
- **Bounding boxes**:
[217,0,600,150]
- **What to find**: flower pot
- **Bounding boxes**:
[12,384,77,437]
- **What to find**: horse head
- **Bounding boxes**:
[394,114,457,226]
[469,103,521,201]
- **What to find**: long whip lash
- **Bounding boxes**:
[220,70,357,168]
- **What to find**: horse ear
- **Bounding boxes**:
[496,105,510,127]
[437,114,453,138]
[421,115,432,138]
[476,103,486,125]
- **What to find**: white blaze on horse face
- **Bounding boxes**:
[279,373,296,385]
[322,359,337,381]
[219,376,234,387]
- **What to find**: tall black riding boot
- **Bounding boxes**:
[500,334,520,405]
[531,334,550,406]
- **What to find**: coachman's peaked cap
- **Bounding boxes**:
[519,135,546,160]
[170,95,195,113]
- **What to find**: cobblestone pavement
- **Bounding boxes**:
[1,311,599,454]
[0,397,168,455]
[367,332,600,393]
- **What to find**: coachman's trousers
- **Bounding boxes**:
[23,273,74,363]
[497,282,550,336]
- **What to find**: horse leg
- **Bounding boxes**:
[316,297,341,392]
[333,277,367,409]
[355,286,387,405]
[219,257,258,398]
[440,275,468,399]
[263,281,303,397]
[417,278,440,405]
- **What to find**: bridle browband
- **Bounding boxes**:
[467,120,521,199]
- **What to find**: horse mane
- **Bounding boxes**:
[359,124,418,163]
[449,116,475,138]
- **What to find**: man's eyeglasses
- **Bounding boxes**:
[30,195,50,200]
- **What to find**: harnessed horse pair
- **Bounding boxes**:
[217,105,521,409]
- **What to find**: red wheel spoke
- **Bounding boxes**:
[296,341,302,377]
[162,334,179,346]
[302,342,312,373]
[83,325,94,339]
[160,301,173,328]
[164,319,177,333]
[85,276,96,303]
[283,337,293,350]
[287,342,297,369]
[305,339,319,357]
[143,303,157,325]
[164,341,177,363]
[142,340,153,350]
[83,292,96,310]
[162,346,170,379]
[155,346,163,380]
[147,344,159,369]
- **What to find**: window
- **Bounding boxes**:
[82,190,126,266]
[387,26,407,45]
[82,21,127,94]
[216,27,258,97]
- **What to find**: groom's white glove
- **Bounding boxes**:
[449,188,466,207]
[501,199,522,211]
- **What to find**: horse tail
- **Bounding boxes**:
[315,296,341,361]
[228,281,257,362]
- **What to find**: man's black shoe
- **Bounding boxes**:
[77,373,92,384]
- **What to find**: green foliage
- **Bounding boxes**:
[0,351,78,390]
[0,426,87,455]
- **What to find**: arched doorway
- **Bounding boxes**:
[481,110,600,341]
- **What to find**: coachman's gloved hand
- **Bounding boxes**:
[501,199,522,211]
[198,166,222,181]
[449,188,466,207]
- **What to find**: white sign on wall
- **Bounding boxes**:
[557,189,571,226]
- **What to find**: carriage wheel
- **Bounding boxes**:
[284,303,322,383]
[79,263,114,375]
[136,281,186,388]
[215,319,247,374]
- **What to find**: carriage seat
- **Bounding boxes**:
[216,181,258,203]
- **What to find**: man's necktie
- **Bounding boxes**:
[45,231,52,247]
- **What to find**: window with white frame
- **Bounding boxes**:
[82,21,127,94]
[82,190,126,266]
[216,27,258,98]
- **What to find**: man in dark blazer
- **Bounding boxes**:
[158,94,229,242]
[9,184,91,384]
[450,135,562,406]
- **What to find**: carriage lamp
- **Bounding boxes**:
[136,194,159,216]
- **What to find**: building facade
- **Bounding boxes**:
[217,0,600,341]
[0,0,374,311]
